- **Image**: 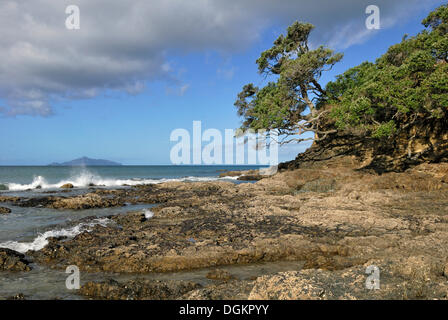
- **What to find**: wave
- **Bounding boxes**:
[4,170,239,191]
[0,218,110,253]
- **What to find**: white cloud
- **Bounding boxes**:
[0,0,442,115]
[217,67,237,80]
[166,83,190,96]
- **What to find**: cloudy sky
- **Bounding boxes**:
[0,0,444,164]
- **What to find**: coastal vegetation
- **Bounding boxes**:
[236,5,448,142]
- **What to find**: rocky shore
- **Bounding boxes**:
[1,153,448,299]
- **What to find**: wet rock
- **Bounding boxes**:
[219,170,264,181]
[237,175,264,181]
[6,293,26,300]
[24,159,448,299]
[218,170,242,178]
[79,279,201,300]
[0,248,31,272]
[49,193,123,210]
[60,183,74,189]
[206,269,235,281]
[0,196,21,204]
[16,196,57,208]
[0,207,11,215]
[180,280,254,300]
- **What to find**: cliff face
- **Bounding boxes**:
[279,113,448,173]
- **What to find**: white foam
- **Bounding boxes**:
[0,218,110,253]
[5,170,239,191]
[143,209,154,219]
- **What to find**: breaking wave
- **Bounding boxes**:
[0,218,111,253]
[4,170,239,191]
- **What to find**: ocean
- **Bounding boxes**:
[0,165,265,299]
[0,165,264,192]
[0,165,263,249]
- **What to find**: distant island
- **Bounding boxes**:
[49,157,122,166]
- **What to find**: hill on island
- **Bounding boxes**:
[49,157,122,166]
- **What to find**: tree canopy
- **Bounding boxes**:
[235,5,448,143]
[325,4,448,138]
[235,21,343,143]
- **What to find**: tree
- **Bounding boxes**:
[327,4,448,139]
[235,22,343,144]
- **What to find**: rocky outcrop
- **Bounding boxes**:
[6,293,26,300]
[443,259,448,278]
[49,193,122,210]
[180,280,255,300]
[219,170,264,181]
[79,279,201,300]
[6,193,124,210]
[0,248,31,272]
[10,156,447,300]
[0,207,11,214]
[249,257,448,300]
[280,115,448,173]
[60,183,74,189]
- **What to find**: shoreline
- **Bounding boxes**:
[1,157,448,299]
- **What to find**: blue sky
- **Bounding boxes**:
[0,0,444,165]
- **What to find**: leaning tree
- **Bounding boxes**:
[235,21,343,144]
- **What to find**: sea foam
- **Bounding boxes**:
[143,209,154,219]
[4,170,239,191]
[0,218,110,253]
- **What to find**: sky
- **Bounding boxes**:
[0,0,445,165]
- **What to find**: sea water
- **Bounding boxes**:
[0,165,265,299]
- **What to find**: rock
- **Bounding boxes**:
[249,271,330,300]
[6,293,26,300]
[237,175,264,181]
[219,171,242,178]
[219,170,264,180]
[0,207,11,215]
[79,279,201,300]
[0,248,31,272]
[442,174,448,183]
[0,196,21,203]
[279,114,448,174]
[180,280,254,300]
[60,183,74,189]
[49,193,123,210]
[206,269,235,281]
[24,160,448,299]
[443,259,448,278]
[249,263,448,300]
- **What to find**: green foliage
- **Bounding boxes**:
[235,5,448,143]
[372,121,396,139]
[235,21,343,139]
[326,5,448,139]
